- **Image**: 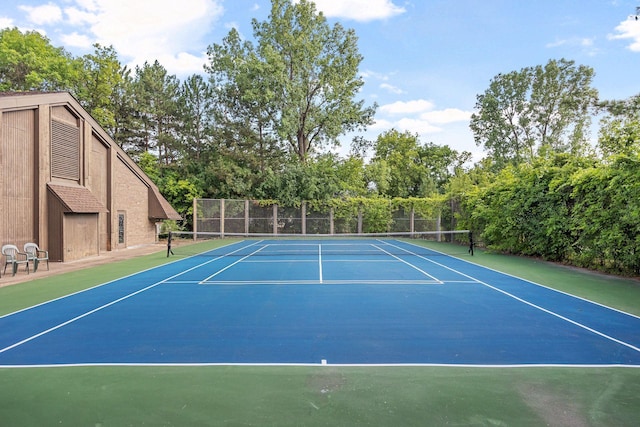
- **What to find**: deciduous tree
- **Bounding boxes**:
[206,0,376,162]
[0,27,80,92]
[470,58,597,169]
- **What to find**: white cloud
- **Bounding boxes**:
[609,19,640,52]
[151,52,209,76]
[64,7,99,26]
[420,108,472,124]
[379,99,434,115]
[373,101,473,143]
[50,0,225,76]
[361,69,390,81]
[546,37,594,48]
[395,117,442,134]
[379,83,405,94]
[90,0,223,54]
[19,3,63,25]
[0,16,14,28]
[295,0,405,22]
[60,31,93,48]
[546,36,599,56]
[75,0,100,12]
[370,118,394,130]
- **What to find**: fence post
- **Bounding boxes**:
[220,199,225,238]
[301,202,306,235]
[273,203,278,235]
[330,207,334,235]
[192,198,198,240]
[410,207,415,236]
[357,206,363,234]
[244,200,249,236]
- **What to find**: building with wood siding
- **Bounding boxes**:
[0,92,181,262]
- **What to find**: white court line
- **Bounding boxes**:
[318,244,323,284]
[372,244,442,283]
[384,240,640,355]
[2,362,640,369]
[199,242,267,283]
[243,259,318,263]
[0,239,250,320]
[0,251,237,356]
[195,279,444,285]
[0,240,268,355]
[409,240,640,321]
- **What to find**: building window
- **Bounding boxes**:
[118,212,125,245]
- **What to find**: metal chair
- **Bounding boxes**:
[24,243,49,272]
[2,244,29,276]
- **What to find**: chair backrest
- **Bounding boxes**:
[24,243,39,255]
[2,244,19,259]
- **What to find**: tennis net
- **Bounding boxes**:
[166,230,474,258]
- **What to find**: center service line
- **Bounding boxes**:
[318,244,323,283]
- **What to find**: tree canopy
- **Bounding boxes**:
[206,0,375,161]
[470,58,598,169]
[0,27,80,92]
[4,13,640,275]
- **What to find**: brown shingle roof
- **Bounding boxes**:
[47,183,108,213]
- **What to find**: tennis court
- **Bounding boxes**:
[1,237,639,367]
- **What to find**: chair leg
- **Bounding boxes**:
[12,262,17,276]
[34,259,39,273]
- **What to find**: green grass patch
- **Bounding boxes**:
[2,366,639,426]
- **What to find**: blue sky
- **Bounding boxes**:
[2,0,640,160]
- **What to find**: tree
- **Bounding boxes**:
[132,60,181,164]
[206,28,283,175]
[470,58,597,169]
[206,0,376,162]
[0,27,80,92]
[368,129,471,198]
[110,66,138,149]
[598,93,640,157]
[254,154,366,204]
[74,44,123,130]
[178,74,215,162]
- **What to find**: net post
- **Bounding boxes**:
[469,231,474,256]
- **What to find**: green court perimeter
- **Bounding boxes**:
[1,240,639,426]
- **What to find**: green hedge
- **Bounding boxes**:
[462,153,640,275]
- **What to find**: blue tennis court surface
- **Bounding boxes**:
[1,238,639,367]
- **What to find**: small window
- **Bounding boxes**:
[118,212,125,245]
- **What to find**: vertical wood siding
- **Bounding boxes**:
[91,136,109,251]
[1,110,35,248]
